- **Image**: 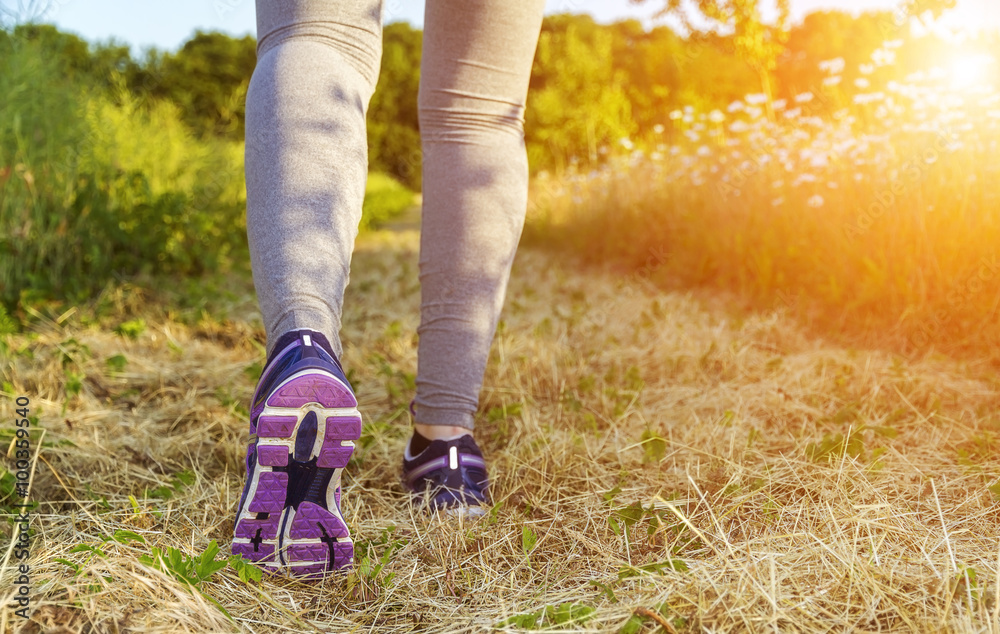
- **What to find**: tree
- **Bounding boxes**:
[9,23,91,76]
[775,10,889,107]
[608,21,681,142]
[154,30,257,139]
[525,14,635,173]
[633,0,957,119]
[633,0,791,120]
[367,21,422,190]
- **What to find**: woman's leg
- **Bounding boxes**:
[412,0,546,435]
[237,0,381,575]
[246,0,383,358]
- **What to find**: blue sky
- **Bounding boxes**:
[17,0,1000,55]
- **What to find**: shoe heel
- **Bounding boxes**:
[266,373,357,409]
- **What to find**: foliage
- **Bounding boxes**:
[496,601,596,629]
[0,24,135,90]
[138,539,260,619]
[345,525,408,600]
[638,0,791,118]
[139,539,229,587]
[361,172,414,231]
[145,469,196,501]
[0,26,414,318]
[368,22,423,190]
[151,30,256,139]
[527,28,1000,356]
[526,14,634,172]
[0,33,248,314]
[5,10,992,344]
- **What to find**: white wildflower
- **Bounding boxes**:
[872,48,896,66]
[818,57,845,75]
[810,153,829,169]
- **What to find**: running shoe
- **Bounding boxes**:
[232,329,361,576]
[402,430,490,514]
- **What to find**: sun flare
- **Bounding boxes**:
[949,52,995,91]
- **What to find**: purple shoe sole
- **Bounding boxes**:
[233,370,361,576]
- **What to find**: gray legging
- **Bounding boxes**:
[245,0,546,430]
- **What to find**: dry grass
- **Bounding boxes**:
[3,227,1000,632]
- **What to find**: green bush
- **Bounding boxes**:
[0,27,412,323]
[0,33,247,313]
[361,172,414,231]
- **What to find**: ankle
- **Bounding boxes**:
[412,423,472,440]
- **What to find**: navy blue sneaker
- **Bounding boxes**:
[402,432,490,514]
[232,329,361,576]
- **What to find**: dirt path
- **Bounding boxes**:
[3,228,1000,632]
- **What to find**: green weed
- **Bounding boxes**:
[346,525,408,600]
[138,539,260,620]
[805,424,896,463]
[105,353,128,373]
[496,601,596,630]
[617,604,686,634]
[521,525,538,564]
[114,319,146,340]
[144,469,196,501]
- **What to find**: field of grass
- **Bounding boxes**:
[526,44,1000,360]
[3,224,1000,632]
[4,15,1000,634]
